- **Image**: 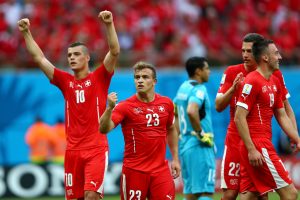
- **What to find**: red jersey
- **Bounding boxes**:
[111,94,174,173]
[236,71,284,139]
[51,64,113,150]
[217,64,249,135]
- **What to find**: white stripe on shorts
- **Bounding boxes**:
[220,145,228,188]
[97,151,108,194]
[261,148,288,189]
[122,174,127,200]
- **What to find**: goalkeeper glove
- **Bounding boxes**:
[191,130,214,147]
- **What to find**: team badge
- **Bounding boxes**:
[158,106,165,112]
[196,90,204,100]
[242,84,252,95]
[273,85,277,92]
[69,81,74,88]
[133,107,143,114]
[85,80,91,87]
[262,86,267,93]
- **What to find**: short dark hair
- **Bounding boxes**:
[185,57,208,77]
[69,42,89,55]
[252,39,274,63]
[133,61,157,80]
[243,33,264,43]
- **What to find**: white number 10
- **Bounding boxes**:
[75,90,85,103]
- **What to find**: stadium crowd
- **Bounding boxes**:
[0,0,300,69]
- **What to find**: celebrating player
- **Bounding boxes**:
[18,10,120,200]
[99,61,181,200]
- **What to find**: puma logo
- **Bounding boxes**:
[90,181,96,187]
[147,108,154,113]
[166,194,172,199]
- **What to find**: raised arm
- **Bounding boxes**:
[274,108,300,151]
[234,106,265,166]
[98,11,120,73]
[18,18,55,80]
[99,92,117,134]
[167,123,181,179]
[215,72,243,112]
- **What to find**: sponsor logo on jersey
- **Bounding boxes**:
[242,84,252,95]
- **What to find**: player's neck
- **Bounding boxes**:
[136,91,155,103]
[257,65,273,80]
[74,68,90,80]
[244,63,256,72]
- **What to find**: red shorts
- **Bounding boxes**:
[120,166,175,200]
[64,146,108,199]
[220,133,241,190]
[240,138,292,195]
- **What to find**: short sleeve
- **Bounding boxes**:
[189,87,205,107]
[111,102,126,126]
[217,67,233,96]
[236,78,259,111]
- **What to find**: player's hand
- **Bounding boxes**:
[171,159,181,179]
[290,137,300,153]
[232,72,243,90]
[248,148,265,167]
[17,18,30,32]
[107,92,117,109]
[98,10,113,24]
[191,130,214,147]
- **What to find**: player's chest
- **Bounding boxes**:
[127,104,169,128]
[66,79,95,104]
[259,83,279,107]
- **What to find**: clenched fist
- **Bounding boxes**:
[98,10,113,24]
[17,18,30,32]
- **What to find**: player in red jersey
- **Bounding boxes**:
[18,10,120,200]
[99,62,181,200]
[215,33,265,200]
[234,39,300,200]
[216,33,297,200]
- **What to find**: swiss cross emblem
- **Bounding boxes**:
[69,81,74,88]
[85,80,91,87]
[158,106,165,112]
[133,107,143,114]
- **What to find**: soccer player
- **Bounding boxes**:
[99,61,181,200]
[18,10,120,200]
[215,33,264,200]
[215,33,297,200]
[174,57,215,200]
[234,39,300,200]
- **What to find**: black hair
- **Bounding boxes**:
[243,33,264,43]
[185,57,208,77]
[252,39,274,64]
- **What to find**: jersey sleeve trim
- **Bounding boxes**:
[236,102,248,110]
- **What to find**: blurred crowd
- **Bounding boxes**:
[0,0,300,69]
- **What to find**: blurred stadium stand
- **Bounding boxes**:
[0,0,300,69]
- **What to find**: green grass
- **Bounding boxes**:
[1,192,296,200]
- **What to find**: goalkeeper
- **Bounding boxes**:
[174,57,216,200]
